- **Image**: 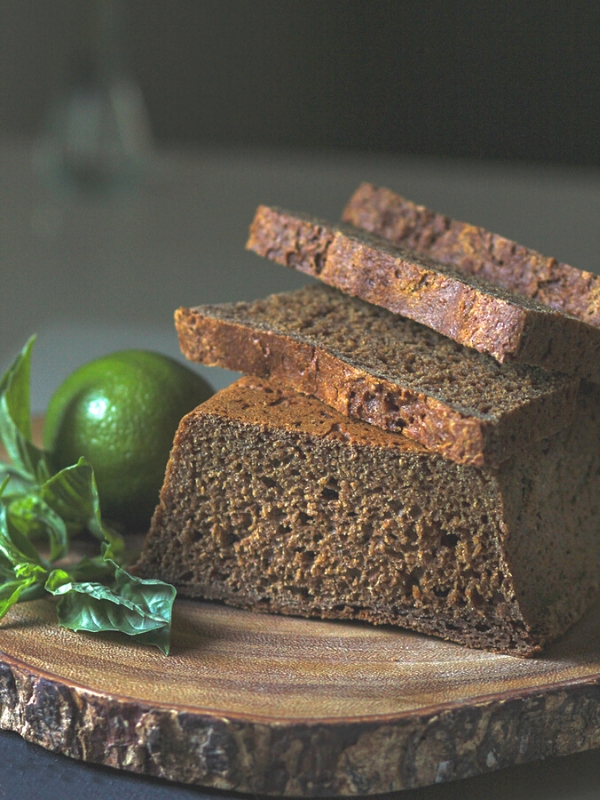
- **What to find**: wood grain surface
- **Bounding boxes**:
[2,594,600,796]
[3,419,600,795]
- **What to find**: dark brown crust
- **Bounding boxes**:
[246,205,600,382]
[343,182,600,326]
[175,291,579,467]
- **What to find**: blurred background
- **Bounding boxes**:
[3,0,599,165]
[1,0,600,410]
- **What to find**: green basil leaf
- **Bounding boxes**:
[14,562,48,580]
[14,581,46,604]
[35,457,51,484]
[0,564,47,618]
[0,464,38,499]
[0,337,33,441]
[45,564,176,654]
[0,502,46,567]
[0,548,16,581]
[67,555,114,583]
[0,577,37,618]
[42,568,70,590]
[7,494,68,561]
[40,459,124,556]
[0,502,28,578]
[0,337,46,477]
[0,577,26,599]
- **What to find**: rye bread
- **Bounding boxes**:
[246,205,600,382]
[343,182,600,327]
[134,377,600,656]
[175,284,578,467]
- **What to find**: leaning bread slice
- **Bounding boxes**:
[343,182,600,327]
[176,284,578,467]
[134,377,600,656]
[246,206,600,382]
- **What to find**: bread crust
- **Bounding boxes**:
[246,205,600,381]
[343,182,600,326]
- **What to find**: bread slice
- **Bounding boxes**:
[343,182,600,327]
[246,205,600,382]
[134,377,600,656]
[175,284,578,467]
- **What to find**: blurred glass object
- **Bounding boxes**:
[33,0,152,196]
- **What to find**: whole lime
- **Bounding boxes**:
[43,350,213,530]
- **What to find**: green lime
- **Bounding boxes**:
[43,350,213,530]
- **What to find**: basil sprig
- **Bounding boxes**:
[0,338,176,654]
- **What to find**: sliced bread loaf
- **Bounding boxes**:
[134,377,600,656]
[246,205,600,382]
[175,284,578,467]
[342,182,600,326]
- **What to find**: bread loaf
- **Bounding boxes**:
[176,284,578,467]
[246,205,600,382]
[134,377,600,656]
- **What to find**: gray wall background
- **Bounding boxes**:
[1,0,599,167]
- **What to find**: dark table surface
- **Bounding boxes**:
[4,729,600,800]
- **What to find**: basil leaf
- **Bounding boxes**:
[0,337,33,441]
[0,560,16,581]
[0,464,38,499]
[0,337,46,477]
[0,502,46,567]
[67,555,114,583]
[46,565,176,654]
[0,577,37,618]
[7,494,68,561]
[0,565,47,619]
[0,338,176,653]
[14,562,48,580]
[40,459,124,556]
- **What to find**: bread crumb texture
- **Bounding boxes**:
[135,378,600,656]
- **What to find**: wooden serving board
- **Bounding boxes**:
[2,595,600,797]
